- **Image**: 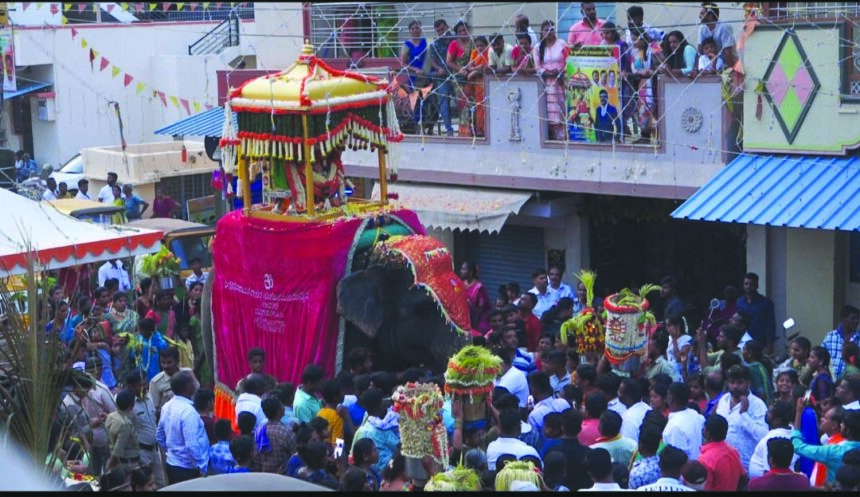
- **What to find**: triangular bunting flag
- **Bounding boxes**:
[205,103,213,110]
[112,65,121,78]
[157,91,167,106]
[60,15,68,25]
[215,2,222,9]
[81,38,87,48]
[202,2,210,11]
[121,2,129,11]
[149,3,156,11]
[93,3,99,12]
[51,4,60,15]
[124,73,134,87]
[193,101,202,113]
[180,98,190,114]
[177,3,184,11]
[134,3,143,14]
[91,49,99,58]
[107,4,115,13]
[63,4,71,13]
[100,57,110,71]
[89,48,95,71]
[77,3,86,14]
[36,2,45,10]
[22,3,31,11]
[189,3,197,11]
[135,81,146,94]
[162,2,171,11]
[70,27,78,39]
[169,95,180,109]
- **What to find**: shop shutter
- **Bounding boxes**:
[464,225,546,301]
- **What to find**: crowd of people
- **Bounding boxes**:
[36,252,860,491]
[395,2,737,142]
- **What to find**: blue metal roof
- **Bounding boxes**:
[3,80,52,100]
[672,154,860,231]
[153,106,237,138]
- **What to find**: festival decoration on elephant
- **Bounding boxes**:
[560,269,604,363]
[603,284,659,373]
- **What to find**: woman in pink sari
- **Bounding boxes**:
[459,261,491,335]
[535,20,570,141]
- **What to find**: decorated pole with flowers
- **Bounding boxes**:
[560,269,604,364]
[391,382,448,480]
[602,284,659,373]
[444,345,502,427]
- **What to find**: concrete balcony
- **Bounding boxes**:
[343,73,740,200]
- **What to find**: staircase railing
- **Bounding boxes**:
[188,13,240,56]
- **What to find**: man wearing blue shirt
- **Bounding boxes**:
[736,272,775,355]
[123,184,150,220]
[156,370,209,484]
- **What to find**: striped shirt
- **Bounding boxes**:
[637,477,695,491]
[156,395,209,475]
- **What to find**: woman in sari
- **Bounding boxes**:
[446,21,476,137]
[146,290,176,339]
[135,277,155,318]
[110,184,127,225]
[459,261,491,335]
[47,300,74,345]
[535,20,569,141]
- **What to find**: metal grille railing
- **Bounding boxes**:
[188,13,241,55]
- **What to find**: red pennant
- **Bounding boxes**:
[88,48,96,69]
[162,2,171,11]
[180,98,191,114]
[157,91,167,106]
[50,3,59,15]
[190,3,197,11]
[70,27,78,39]
[124,73,134,87]
[107,4,115,12]
[205,103,213,110]
[78,3,87,13]
[22,3,31,11]
[134,3,143,13]
[100,57,110,71]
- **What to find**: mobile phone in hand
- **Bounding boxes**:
[333,438,344,459]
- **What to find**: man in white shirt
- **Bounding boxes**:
[714,364,769,470]
[663,382,705,461]
[748,400,798,478]
[486,409,541,470]
[234,373,268,433]
[581,447,623,491]
[42,177,58,201]
[488,33,513,75]
[698,3,737,68]
[98,259,132,291]
[98,172,119,203]
[620,378,651,441]
[836,376,860,411]
[155,370,209,483]
[528,268,558,319]
[637,445,695,491]
[184,257,208,289]
[495,347,529,408]
[75,178,92,200]
[548,265,575,300]
[598,373,627,416]
[527,371,570,436]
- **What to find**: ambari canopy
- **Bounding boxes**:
[222,43,402,217]
[0,189,163,277]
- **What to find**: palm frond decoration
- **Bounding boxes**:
[574,269,597,308]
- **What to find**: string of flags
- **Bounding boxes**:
[20,3,250,22]
[71,22,216,116]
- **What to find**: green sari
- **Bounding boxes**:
[190,315,213,386]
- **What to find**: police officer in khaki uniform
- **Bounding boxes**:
[127,371,167,488]
[149,348,194,421]
[105,390,140,472]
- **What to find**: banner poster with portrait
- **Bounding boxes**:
[0,31,14,93]
[565,45,621,143]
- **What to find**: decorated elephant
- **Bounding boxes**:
[338,247,471,374]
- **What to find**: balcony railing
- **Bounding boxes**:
[188,13,241,56]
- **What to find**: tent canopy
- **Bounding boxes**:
[0,189,163,277]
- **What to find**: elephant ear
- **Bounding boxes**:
[337,265,387,338]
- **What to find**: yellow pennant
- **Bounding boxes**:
[93,3,98,12]
[169,95,180,108]
[149,3,156,11]
[121,3,129,11]
[192,101,202,113]
[177,2,184,10]
[135,81,146,94]
[91,49,99,58]
[80,38,87,48]
[202,2,209,10]
[60,15,68,25]
[35,3,44,9]
[111,65,121,78]
[64,3,71,12]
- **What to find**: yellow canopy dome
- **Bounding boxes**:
[229,44,390,112]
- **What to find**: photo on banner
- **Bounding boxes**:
[0,31,14,93]
[565,45,621,143]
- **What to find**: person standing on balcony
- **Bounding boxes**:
[698,2,737,69]
[624,5,664,46]
[513,15,539,50]
[400,20,430,132]
[567,2,605,51]
[446,20,475,137]
[535,20,569,141]
[152,188,181,218]
[428,19,455,137]
[123,184,150,221]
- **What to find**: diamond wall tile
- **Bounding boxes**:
[791,65,814,105]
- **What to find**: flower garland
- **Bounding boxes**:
[140,245,181,279]
[560,269,604,353]
[391,382,447,464]
[425,466,482,491]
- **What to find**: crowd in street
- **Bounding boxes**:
[395,2,737,141]
[35,255,860,491]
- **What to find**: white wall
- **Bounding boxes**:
[251,2,304,71]
[13,20,248,167]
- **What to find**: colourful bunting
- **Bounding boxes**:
[205,103,213,110]
[202,2,209,10]
[135,81,146,94]
[162,2,171,11]
[177,3,185,10]
[134,3,143,14]
[22,3,31,11]
[60,15,68,25]
[107,4,115,13]
[100,57,110,71]
[193,101,202,113]
[50,4,59,15]
[70,27,78,39]
[121,3,128,12]
[63,4,71,13]
[77,3,86,14]
[36,3,45,10]
[112,65,121,78]
[88,48,95,71]
[169,95,180,109]
[81,38,87,48]
[149,3,156,11]
[93,3,98,12]
[156,91,167,106]
[124,73,134,87]
[190,3,197,11]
